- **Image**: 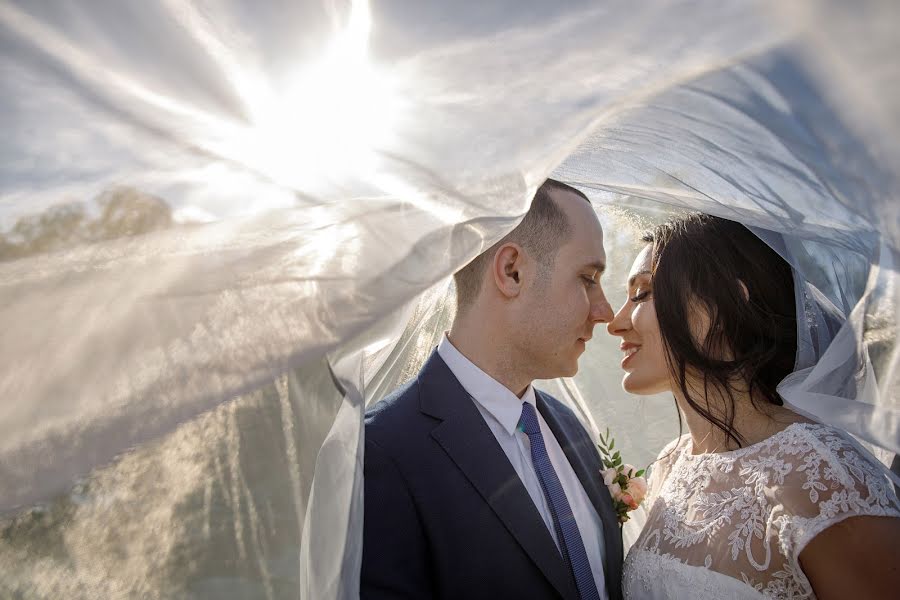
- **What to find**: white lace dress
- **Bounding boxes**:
[622,422,900,599]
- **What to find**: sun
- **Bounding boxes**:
[210,0,399,195]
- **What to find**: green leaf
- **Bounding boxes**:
[609,439,615,450]
[635,469,645,478]
[613,456,622,467]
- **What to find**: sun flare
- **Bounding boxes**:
[212,0,398,194]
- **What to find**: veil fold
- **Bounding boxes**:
[1,1,897,597]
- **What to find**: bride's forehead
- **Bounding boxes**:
[628,245,653,278]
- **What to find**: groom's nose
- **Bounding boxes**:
[590,296,614,324]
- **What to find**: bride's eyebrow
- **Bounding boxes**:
[627,270,651,288]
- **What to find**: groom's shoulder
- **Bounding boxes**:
[536,388,567,411]
[535,388,591,436]
[535,387,575,418]
[366,351,447,440]
[365,376,424,441]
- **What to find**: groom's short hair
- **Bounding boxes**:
[453,178,591,312]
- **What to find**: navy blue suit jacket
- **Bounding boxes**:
[361,351,624,599]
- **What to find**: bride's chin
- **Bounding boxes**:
[621,374,665,396]
[621,374,641,394]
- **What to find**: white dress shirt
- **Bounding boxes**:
[438,334,608,600]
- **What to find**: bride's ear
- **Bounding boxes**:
[492,243,524,298]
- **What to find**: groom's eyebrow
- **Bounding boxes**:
[627,270,651,288]
[583,261,606,274]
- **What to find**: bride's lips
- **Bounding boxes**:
[620,342,640,369]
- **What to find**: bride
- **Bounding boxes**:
[608,214,900,599]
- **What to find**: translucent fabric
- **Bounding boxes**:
[0,1,898,598]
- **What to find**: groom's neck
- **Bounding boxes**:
[448,317,531,398]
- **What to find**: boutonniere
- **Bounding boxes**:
[597,428,648,524]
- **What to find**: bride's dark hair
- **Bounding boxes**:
[644,214,798,448]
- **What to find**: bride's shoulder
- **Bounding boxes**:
[761,421,895,495]
[775,421,889,474]
[762,422,900,558]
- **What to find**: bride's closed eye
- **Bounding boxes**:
[630,290,651,303]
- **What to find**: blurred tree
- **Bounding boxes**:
[0,187,173,262]
[91,187,173,241]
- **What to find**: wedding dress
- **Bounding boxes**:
[623,423,900,599]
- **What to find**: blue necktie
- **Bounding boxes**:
[519,401,601,600]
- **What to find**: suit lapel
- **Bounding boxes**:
[536,391,624,598]
[419,353,580,600]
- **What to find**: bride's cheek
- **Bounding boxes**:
[632,305,645,329]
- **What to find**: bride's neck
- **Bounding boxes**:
[673,381,805,455]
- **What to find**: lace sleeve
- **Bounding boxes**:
[774,427,900,573]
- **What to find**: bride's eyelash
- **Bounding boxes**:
[630,290,650,303]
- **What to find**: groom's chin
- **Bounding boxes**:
[558,360,580,378]
[537,363,578,381]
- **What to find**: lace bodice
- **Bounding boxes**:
[623,422,900,599]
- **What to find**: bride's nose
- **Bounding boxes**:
[607,302,631,337]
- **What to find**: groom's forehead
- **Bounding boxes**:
[563,219,606,263]
[563,201,603,242]
[559,240,606,273]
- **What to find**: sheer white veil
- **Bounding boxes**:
[0,1,897,598]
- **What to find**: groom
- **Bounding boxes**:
[361,179,623,599]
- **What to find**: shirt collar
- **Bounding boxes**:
[437,332,536,436]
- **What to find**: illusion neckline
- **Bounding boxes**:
[681,421,824,461]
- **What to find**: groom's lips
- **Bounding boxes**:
[575,335,590,352]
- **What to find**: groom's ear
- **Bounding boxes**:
[492,243,525,298]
